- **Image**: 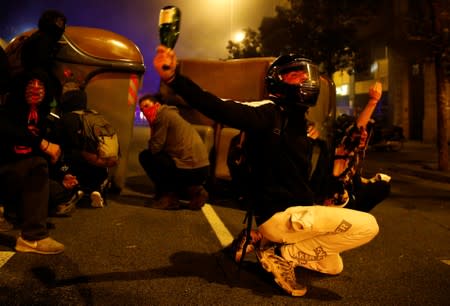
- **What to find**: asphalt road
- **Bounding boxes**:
[0,128,449,305]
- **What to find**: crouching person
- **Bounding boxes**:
[138,93,210,210]
[57,88,116,208]
[256,206,378,289]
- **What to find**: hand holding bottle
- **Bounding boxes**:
[159,5,180,70]
[159,5,180,49]
[154,45,177,83]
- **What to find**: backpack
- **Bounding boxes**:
[73,110,120,163]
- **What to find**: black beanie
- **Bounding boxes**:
[60,89,87,113]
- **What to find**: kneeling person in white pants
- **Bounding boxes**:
[233,206,378,296]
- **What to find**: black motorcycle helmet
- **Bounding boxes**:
[265,54,320,107]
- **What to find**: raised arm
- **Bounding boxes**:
[153,45,275,131]
[357,81,382,128]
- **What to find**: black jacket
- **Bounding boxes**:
[168,75,316,225]
[20,15,65,101]
[0,69,54,165]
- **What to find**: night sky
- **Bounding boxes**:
[1,0,281,94]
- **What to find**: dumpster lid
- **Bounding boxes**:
[57,26,145,73]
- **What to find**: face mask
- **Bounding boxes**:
[142,103,161,125]
[25,79,45,106]
[281,70,309,85]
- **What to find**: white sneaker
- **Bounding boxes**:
[90,191,104,208]
[15,236,64,255]
[256,246,307,297]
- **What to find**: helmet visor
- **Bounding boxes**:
[279,60,320,89]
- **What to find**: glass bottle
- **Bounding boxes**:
[159,5,181,49]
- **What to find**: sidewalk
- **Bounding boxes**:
[366,140,450,184]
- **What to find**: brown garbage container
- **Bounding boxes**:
[7,26,146,191]
[54,26,145,191]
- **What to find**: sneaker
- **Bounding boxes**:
[255,246,307,297]
[15,236,64,255]
[230,229,262,263]
[149,193,180,210]
[90,191,104,208]
[186,185,208,210]
[55,190,84,216]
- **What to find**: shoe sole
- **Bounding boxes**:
[15,245,64,255]
[55,208,74,216]
[258,252,307,297]
[55,202,76,216]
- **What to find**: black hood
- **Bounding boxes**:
[38,9,66,42]
[60,89,87,113]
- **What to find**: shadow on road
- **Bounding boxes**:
[29,248,343,301]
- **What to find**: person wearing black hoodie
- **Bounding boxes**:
[0,69,64,254]
[56,88,109,208]
[20,9,66,105]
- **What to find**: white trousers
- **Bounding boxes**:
[258,205,379,275]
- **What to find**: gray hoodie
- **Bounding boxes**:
[149,105,209,169]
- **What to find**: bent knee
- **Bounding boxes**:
[356,213,379,244]
[365,213,379,238]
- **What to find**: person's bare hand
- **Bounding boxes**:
[307,124,320,139]
[368,81,382,101]
[153,45,177,82]
[62,174,78,190]
[41,140,61,164]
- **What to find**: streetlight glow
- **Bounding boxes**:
[233,31,245,43]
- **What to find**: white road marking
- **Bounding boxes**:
[0,251,15,268]
[201,203,234,247]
